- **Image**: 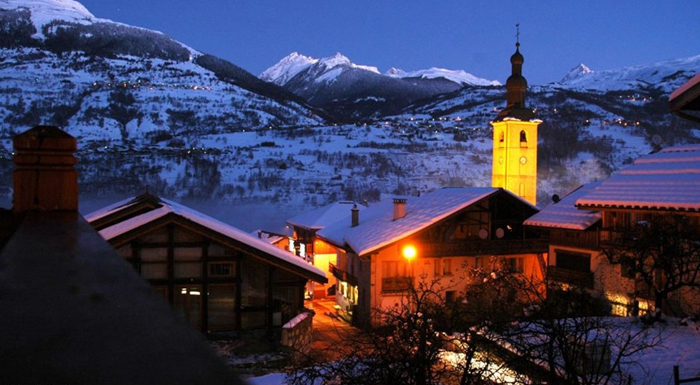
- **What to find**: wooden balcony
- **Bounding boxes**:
[550,230,599,250]
[548,266,594,289]
[419,238,548,258]
[382,277,413,293]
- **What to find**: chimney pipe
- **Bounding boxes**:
[13,126,78,213]
[351,204,359,227]
[393,198,407,221]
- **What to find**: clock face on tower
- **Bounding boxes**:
[520,156,527,165]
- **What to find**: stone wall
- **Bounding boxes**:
[281,311,313,360]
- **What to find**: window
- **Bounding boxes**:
[446,291,456,303]
[555,250,590,273]
[209,263,234,277]
[505,257,524,273]
[435,259,452,276]
[382,261,411,292]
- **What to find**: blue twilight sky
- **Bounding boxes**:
[78,0,699,85]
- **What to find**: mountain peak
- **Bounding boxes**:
[385,67,406,76]
[260,52,318,85]
[561,63,594,82]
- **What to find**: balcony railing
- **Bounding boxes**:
[419,239,548,258]
[548,266,594,289]
[550,230,599,250]
[382,276,413,293]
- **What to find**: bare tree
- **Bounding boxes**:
[603,214,700,317]
[510,284,663,385]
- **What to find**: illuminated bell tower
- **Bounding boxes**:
[491,26,540,206]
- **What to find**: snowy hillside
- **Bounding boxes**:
[385,67,501,87]
[1,0,96,37]
[556,55,700,92]
[0,0,697,231]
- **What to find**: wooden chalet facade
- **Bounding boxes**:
[87,194,327,335]
[523,183,641,315]
[316,187,548,328]
[574,145,700,317]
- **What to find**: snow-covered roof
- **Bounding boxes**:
[320,187,526,257]
[576,145,700,211]
[88,196,326,282]
[524,183,601,230]
[670,71,700,118]
[287,201,364,230]
[670,72,700,105]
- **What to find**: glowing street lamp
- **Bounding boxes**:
[402,245,417,260]
[402,245,417,289]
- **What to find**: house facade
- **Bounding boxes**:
[87,194,327,335]
[574,145,700,317]
[282,201,366,299]
[524,183,641,316]
[317,188,547,328]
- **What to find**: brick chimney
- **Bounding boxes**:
[392,198,407,221]
[13,126,78,212]
[351,204,359,227]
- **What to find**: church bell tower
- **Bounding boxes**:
[491,25,541,206]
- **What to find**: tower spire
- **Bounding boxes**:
[495,23,533,121]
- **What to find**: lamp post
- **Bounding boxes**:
[402,245,417,290]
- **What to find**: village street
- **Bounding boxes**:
[306,298,357,356]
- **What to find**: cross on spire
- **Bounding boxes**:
[515,23,520,45]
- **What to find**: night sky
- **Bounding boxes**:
[78,0,699,85]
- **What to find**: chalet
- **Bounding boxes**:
[523,183,639,315]
[314,187,547,328]
[0,126,242,384]
[86,193,327,335]
[574,144,700,316]
[281,200,366,299]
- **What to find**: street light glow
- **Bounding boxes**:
[403,245,417,260]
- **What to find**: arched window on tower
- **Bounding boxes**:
[520,130,527,147]
[499,131,504,146]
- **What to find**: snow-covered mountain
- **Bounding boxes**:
[385,67,501,87]
[0,0,697,217]
[261,52,500,120]
[260,52,318,86]
[556,55,700,92]
[561,63,593,83]
[0,0,324,141]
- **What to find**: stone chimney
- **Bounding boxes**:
[351,204,359,227]
[392,198,407,221]
[13,126,78,212]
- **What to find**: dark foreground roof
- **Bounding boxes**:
[0,212,243,385]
